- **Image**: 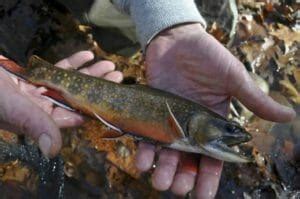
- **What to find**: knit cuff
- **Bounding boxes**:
[113,0,206,51]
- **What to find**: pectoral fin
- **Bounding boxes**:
[42,89,75,112]
[166,102,186,138]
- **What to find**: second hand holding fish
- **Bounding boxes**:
[0,51,123,157]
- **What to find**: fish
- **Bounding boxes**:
[0,56,253,163]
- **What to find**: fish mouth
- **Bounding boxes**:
[217,130,252,147]
[166,138,253,163]
[201,139,253,163]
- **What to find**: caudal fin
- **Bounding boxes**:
[0,58,26,79]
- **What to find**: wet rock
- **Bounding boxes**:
[0,139,65,199]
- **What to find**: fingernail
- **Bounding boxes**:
[38,134,52,157]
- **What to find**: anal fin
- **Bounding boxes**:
[93,112,125,140]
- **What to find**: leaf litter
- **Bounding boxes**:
[0,0,299,198]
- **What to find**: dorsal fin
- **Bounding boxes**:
[166,101,186,138]
[28,55,54,70]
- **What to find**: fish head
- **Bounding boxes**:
[188,113,252,145]
[177,112,253,163]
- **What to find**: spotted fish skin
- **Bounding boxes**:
[0,56,252,162]
[26,56,206,143]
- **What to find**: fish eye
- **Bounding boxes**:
[225,124,236,133]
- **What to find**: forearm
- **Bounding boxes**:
[112,0,206,50]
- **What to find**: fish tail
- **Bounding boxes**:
[0,58,26,79]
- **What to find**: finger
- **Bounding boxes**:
[0,68,18,88]
[18,81,47,96]
[195,156,223,199]
[55,51,94,69]
[152,149,180,191]
[0,85,61,158]
[17,82,54,115]
[104,71,123,83]
[26,94,53,115]
[171,154,198,196]
[51,107,84,128]
[79,61,116,77]
[135,142,156,171]
[229,66,296,122]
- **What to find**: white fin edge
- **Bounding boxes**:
[93,112,123,133]
[42,95,75,112]
[166,101,186,138]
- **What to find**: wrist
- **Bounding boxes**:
[155,23,206,38]
[123,0,206,51]
[146,23,206,54]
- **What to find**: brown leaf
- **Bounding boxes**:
[279,77,300,104]
[246,120,275,155]
[82,120,140,179]
[294,68,300,89]
[270,24,300,47]
[208,22,228,43]
[0,130,18,144]
[236,14,267,41]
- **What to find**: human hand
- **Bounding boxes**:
[0,51,123,157]
[136,23,296,198]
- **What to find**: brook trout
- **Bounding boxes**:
[0,56,252,163]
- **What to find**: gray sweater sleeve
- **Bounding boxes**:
[112,0,206,50]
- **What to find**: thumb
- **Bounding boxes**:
[229,66,296,123]
[0,80,61,157]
